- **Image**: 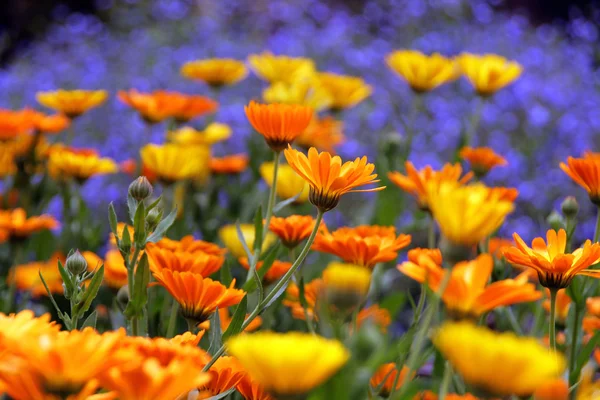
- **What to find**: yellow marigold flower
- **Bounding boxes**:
[259,161,309,203]
[460,146,508,177]
[284,278,324,321]
[542,289,571,324]
[296,116,345,153]
[504,229,600,289]
[36,89,108,118]
[356,304,392,332]
[227,332,350,397]
[197,356,247,399]
[0,147,17,178]
[436,322,565,397]
[560,155,600,205]
[427,182,515,246]
[0,310,60,343]
[284,145,384,212]
[210,154,249,175]
[386,50,458,92]
[399,253,541,319]
[269,214,318,248]
[244,101,314,151]
[577,366,600,400]
[312,225,411,268]
[167,123,231,146]
[48,148,118,182]
[146,242,224,277]
[0,108,38,140]
[458,53,523,96]
[248,52,316,84]
[218,223,276,259]
[388,161,473,211]
[236,373,275,400]
[533,379,569,400]
[10,254,65,297]
[181,58,248,87]
[317,72,372,110]
[322,262,371,312]
[170,330,205,346]
[239,258,292,284]
[0,208,59,241]
[262,80,333,112]
[140,143,210,183]
[370,363,412,397]
[152,235,226,256]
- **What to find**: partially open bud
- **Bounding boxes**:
[128,176,153,201]
[66,250,88,276]
[146,207,162,231]
[546,210,565,231]
[322,262,371,314]
[561,196,579,219]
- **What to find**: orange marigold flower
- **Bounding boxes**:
[36,90,108,118]
[587,297,600,317]
[10,254,66,297]
[0,108,38,140]
[147,242,224,277]
[296,116,345,153]
[0,147,17,178]
[370,363,412,397]
[414,392,482,400]
[236,372,275,400]
[460,146,507,177]
[559,156,600,205]
[583,316,600,334]
[316,72,372,111]
[210,154,249,175]
[32,112,71,134]
[83,249,128,289]
[248,52,316,84]
[170,331,205,346]
[542,289,571,324]
[313,225,411,268]
[533,379,569,400]
[458,53,523,96]
[503,229,600,289]
[386,50,458,93]
[244,101,313,151]
[152,235,226,256]
[0,310,60,343]
[407,247,443,265]
[388,161,473,210]
[284,146,384,212]
[269,215,318,248]
[283,278,324,321]
[239,258,292,284]
[181,58,248,87]
[48,148,118,182]
[356,305,391,333]
[197,356,246,399]
[488,237,514,259]
[0,208,59,241]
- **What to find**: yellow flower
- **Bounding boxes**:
[386,50,458,92]
[434,322,565,396]
[36,89,108,118]
[47,148,118,182]
[458,53,523,96]
[227,332,350,397]
[259,161,309,203]
[427,182,515,246]
[180,58,248,87]
[262,80,333,112]
[316,72,372,110]
[218,224,276,259]
[140,143,210,183]
[248,52,316,84]
[577,366,600,400]
[167,123,232,146]
[322,262,371,313]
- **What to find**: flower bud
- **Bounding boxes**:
[66,250,88,276]
[116,285,130,311]
[546,210,565,232]
[561,196,579,219]
[146,207,162,231]
[322,262,371,315]
[128,176,153,201]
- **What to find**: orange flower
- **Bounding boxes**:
[533,379,569,400]
[147,242,224,277]
[32,112,71,134]
[36,90,108,118]
[284,146,384,212]
[152,269,245,325]
[388,161,473,210]
[197,356,246,399]
[503,229,600,289]
[239,258,293,284]
[370,363,412,397]
[236,373,275,400]
[296,116,345,153]
[460,146,507,177]
[399,253,541,319]
[152,235,226,256]
[0,208,59,241]
[283,278,324,321]
[170,331,205,346]
[218,307,262,333]
[356,305,391,332]
[560,156,600,204]
[587,297,600,317]
[181,58,248,87]
[414,392,482,400]
[488,237,514,259]
[244,101,313,151]
[0,108,38,140]
[10,254,65,297]
[542,289,571,324]
[269,215,318,248]
[83,249,128,289]
[583,316,600,334]
[312,225,411,268]
[0,310,60,343]
[210,154,249,175]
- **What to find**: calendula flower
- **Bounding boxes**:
[427,182,515,246]
[10,254,65,297]
[488,237,514,259]
[0,147,17,178]
[284,146,384,212]
[322,262,372,312]
[313,225,411,268]
[32,111,71,134]
[236,373,275,400]
[503,229,600,289]
[399,253,541,319]
[587,297,600,317]
[533,379,569,400]
[248,52,316,84]
[146,242,224,277]
[388,161,473,211]
[0,311,60,343]
[47,148,118,182]
[414,392,481,400]
[244,101,314,151]
[0,208,59,241]
[197,356,246,399]
[181,58,248,87]
[140,143,210,183]
[317,72,372,110]
[434,322,565,396]
[239,258,292,284]
[460,146,508,177]
[36,90,108,118]
[542,289,571,324]
[269,215,318,248]
[370,363,412,397]
[259,161,309,203]
[296,116,345,153]
[386,50,458,92]
[153,235,226,256]
[168,123,232,146]
[90,249,128,289]
[227,332,350,397]
[218,224,276,259]
[0,108,37,140]
[283,279,324,321]
[210,154,249,175]
[458,53,523,96]
[560,155,600,205]
[152,269,245,325]
[170,331,205,346]
[262,80,333,112]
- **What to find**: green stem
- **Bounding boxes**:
[466,97,484,145]
[131,316,139,336]
[427,215,435,249]
[569,305,582,393]
[66,123,76,145]
[263,151,280,241]
[401,94,422,161]
[594,207,600,243]
[439,361,453,400]
[187,319,198,334]
[165,300,180,338]
[549,289,558,351]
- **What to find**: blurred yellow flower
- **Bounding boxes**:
[434,322,565,396]
[0,310,60,342]
[140,143,210,183]
[248,52,316,84]
[167,123,232,146]
[36,89,108,118]
[316,72,372,110]
[227,332,350,397]
[296,116,345,153]
[218,223,276,259]
[48,148,118,182]
[181,58,248,87]
[322,262,371,312]
[458,53,523,96]
[259,161,309,203]
[577,367,600,400]
[262,80,333,111]
[386,50,458,92]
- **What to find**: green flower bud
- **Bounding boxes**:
[66,250,88,276]
[146,207,162,231]
[561,196,579,218]
[128,176,153,201]
[546,210,565,231]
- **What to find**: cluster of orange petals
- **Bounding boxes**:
[0,108,70,139]
[269,214,318,248]
[355,305,391,332]
[10,253,66,297]
[370,363,412,397]
[296,116,345,153]
[312,225,411,268]
[284,278,324,320]
[236,372,275,400]
[459,146,507,175]
[197,356,247,399]
[560,153,600,204]
[0,208,59,242]
[84,249,129,289]
[238,257,292,284]
[210,154,249,175]
[147,242,225,277]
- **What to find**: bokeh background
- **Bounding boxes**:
[1,0,600,242]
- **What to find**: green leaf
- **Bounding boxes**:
[220,258,233,287]
[235,221,253,261]
[133,200,146,247]
[127,193,138,224]
[253,206,264,255]
[262,279,291,310]
[298,277,309,311]
[242,243,280,292]
[146,195,162,213]
[108,202,118,236]
[57,260,75,299]
[272,191,303,213]
[222,296,247,342]
[81,310,98,329]
[575,329,600,373]
[124,254,150,317]
[38,270,68,323]
[208,307,223,355]
[78,265,104,315]
[146,207,177,243]
[121,226,132,255]
[252,266,264,304]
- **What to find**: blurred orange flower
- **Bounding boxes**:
[10,254,66,297]
[269,215,318,248]
[542,289,571,324]
[296,116,345,153]
[83,249,128,289]
[560,155,600,205]
[36,89,108,118]
[0,108,38,140]
[210,154,249,175]
[460,146,507,177]
[488,237,514,259]
[181,58,248,87]
[31,111,71,134]
[197,356,246,399]
[152,235,226,256]
[238,258,292,284]
[370,363,412,397]
[147,242,224,278]
[356,305,391,332]
[170,331,205,346]
[284,278,324,320]
[0,208,59,241]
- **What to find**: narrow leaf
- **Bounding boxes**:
[235,221,253,260]
[146,195,162,213]
[132,254,150,311]
[273,190,303,213]
[220,258,233,287]
[252,267,264,304]
[133,201,146,247]
[253,206,264,255]
[57,260,75,298]
[81,310,98,329]
[575,329,600,373]
[208,308,223,355]
[146,207,177,243]
[222,296,247,341]
[121,226,132,255]
[127,193,138,224]
[79,265,104,314]
[242,244,280,292]
[108,202,118,236]
[262,280,291,310]
[298,277,309,310]
[38,270,67,321]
